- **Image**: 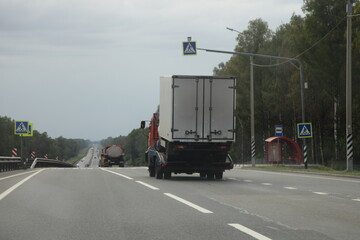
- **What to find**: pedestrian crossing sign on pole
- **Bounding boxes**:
[15,121,29,135]
[297,123,312,138]
[183,41,197,56]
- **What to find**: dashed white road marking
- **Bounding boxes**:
[164,193,213,214]
[313,192,329,195]
[352,199,360,202]
[101,168,133,180]
[244,180,253,182]
[284,187,297,190]
[0,170,39,181]
[0,169,45,201]
[228,223,272,240]
[262,183,272,186]
[136,181,159,190]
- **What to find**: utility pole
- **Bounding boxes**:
[250,56,256,166]
[346,0,353,171]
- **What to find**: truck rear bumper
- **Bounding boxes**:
[163,155,233,173]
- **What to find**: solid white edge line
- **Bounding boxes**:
[0,169,45,201]
[0,170,39,181]
[228,223,272,240]
[135,181,159,190]
[101,168,133,180]
[164,193,213,214]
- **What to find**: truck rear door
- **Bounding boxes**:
[172,76,235,141]
[203,78,236,141]
[172,77,203,140]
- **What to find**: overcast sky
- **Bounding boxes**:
[0,0,304,141]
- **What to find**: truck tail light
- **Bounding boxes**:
[217,145,231,150]
[175,145,187,149]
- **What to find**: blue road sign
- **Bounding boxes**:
[15,121,29,135]
[297,123,312,138]
[275,125,283,137]
[183,41,197,56]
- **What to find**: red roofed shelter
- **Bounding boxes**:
[265,137,303,164]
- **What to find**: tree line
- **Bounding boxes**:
[215,0,360,169]
[0,116,90,160]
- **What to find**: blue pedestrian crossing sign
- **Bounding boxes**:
[183,41,197,56]
[297,123,312,138]
[15,121,29,135]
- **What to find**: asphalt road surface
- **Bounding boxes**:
[76,146,100,168]
[1,167,359,240]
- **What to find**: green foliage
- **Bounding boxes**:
[0,116,90,160]
[214,1,360,170]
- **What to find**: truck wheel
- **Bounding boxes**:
[215,172,223,180]
[149,167,155,177]
[164,172,171,179]
[207,172,215,180]
[156,167,163,179]
[200,172,206,178]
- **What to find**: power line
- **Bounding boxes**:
[254,16,347,68]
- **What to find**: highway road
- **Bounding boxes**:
[0,167,359,240]
[76,146,100,168]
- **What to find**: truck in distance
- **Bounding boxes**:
[99,145,125,167]
[141,75,236,179]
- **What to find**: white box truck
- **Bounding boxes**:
[141,75,236,179]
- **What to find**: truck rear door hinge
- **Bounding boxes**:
[228,86,236,89]
[172,85,179,88]
[171,128,179,132]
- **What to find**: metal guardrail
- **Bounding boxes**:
[0,156,21,172]
[30,158,75,169]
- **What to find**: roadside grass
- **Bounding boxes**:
[66,147,89,165]
[245,165,360,177]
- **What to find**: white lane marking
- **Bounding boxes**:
[244,180,253,182]
[352,199,360,202]
[228,178,237,181]
[0,169,44,201]
[242,169,360,183]
[101,168,133,180]
[164,193,213,214]
[228,223,272,240]
[0,170,39,181]
[136,181,159,190]
[313,192,329,195]
[284,187,297,190]
[262,183,272,186]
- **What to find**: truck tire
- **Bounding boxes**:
[149,166,155,177]
[207,172,215,180]
[156,167,163,179]
[164,172,171,179]
[215,172,223,180]
[200,172,206,178]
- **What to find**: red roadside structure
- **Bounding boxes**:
[265,137,303,164]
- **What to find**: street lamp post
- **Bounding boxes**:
[346,0,353,171]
